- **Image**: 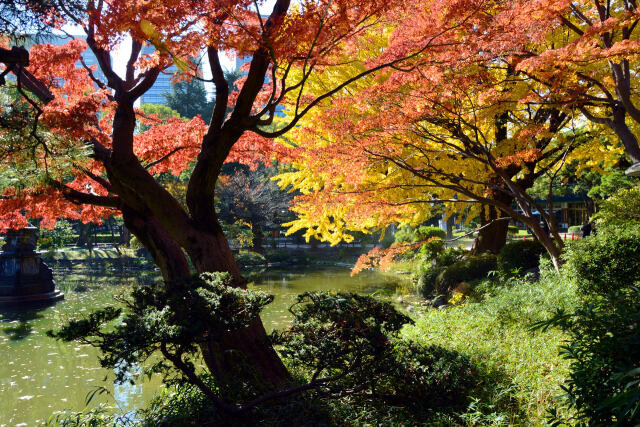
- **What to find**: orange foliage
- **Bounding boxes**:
[0,0,422,234]
[352,242,421,275]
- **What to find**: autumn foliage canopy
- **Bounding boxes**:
[274,0,640,267]
[0,0,639,266]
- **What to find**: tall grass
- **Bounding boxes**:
[402,266,579,425]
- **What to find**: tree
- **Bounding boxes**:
[515,0,640,169]
[528,160,637,216]
[0,0,60,101]
[0,0,454,398]
[276,2,601,267]
[216,165,294,251]
[165,77,212,120]
[0,0,57,40]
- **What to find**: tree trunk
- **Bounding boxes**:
[252,222,263,252]
[122,202,291,389]
[121,205,191,282]
[474,203,510,254]
[120,224,131,246]
[446,215,455,240]
[182,219,291,388]
[527,218,563,271]
[610,107,640,164]
[77,223,90,246]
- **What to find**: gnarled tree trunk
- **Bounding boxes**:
[474,194,513,254]
[121,201,290,389]
[474,206,510,254]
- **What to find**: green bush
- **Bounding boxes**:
[273,292,476,412]
[417,226,446,240]
[139,381,333,426]
[536,288,640,425]
[536,225,640,425]
[93,234,121,244]
[497,240,545,276]
[37,235,54,249]
[129,235,144,250]
[48,272,274,388]
[435,246,467,267]
[404,269,579,425]
[235,250,266,267]
[381,340,476,409]
[435,254,497,294]
[563,225,640,295]
[417,237,445,261]
[594,186,640,227]
[394,225,445,244]
[415,247,467,297]
[38,219,75,249]
[507,226,519,236]
[416,265,445,298]
[393,225,417,244]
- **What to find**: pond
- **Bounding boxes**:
[0,266,413,426]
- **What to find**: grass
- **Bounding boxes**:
[402,266,579,425]
[41,247,138,260]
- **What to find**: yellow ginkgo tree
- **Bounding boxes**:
[275,2,624,269]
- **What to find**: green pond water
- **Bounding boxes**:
[0,266,413,426]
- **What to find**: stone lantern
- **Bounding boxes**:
[0,226,63,305]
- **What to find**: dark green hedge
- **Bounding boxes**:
[497,240,545,276]
[563,226,640,295]
[435,253,497,294]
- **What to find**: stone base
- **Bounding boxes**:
[0,290,64,306]
[625,162,640,177]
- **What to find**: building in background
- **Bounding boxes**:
[235,53,285,117]
[22,34,106,84]
[139,44,178,105]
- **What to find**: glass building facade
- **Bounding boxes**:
[139,45,178,105]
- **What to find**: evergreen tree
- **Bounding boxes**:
[164,78,212,120]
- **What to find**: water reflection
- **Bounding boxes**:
[1,309,46,341]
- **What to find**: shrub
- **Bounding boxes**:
[416,226,446,240]
[389,226,446,262]
[129,235,144,250]
[48,272,275,399]
[380,340,476,409]
[37,235,54,249]
[416,265,445,298]
[594,186,640,227]
[535,288,640,425]
[394,225,445,244]
[414,247,467,297]
[273,292,476,411]
[435,254,497,294]
[394,225,419,244]
[417,237,445,261]
[435,246,467,267]
[497,240,545,276]
[507,226,519,236]
[38,219,75,249]
[139,381,334,426]
[404,269,579,425]
[234,250,266,267]
[537,225,640,425]
[562,225,640,295]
